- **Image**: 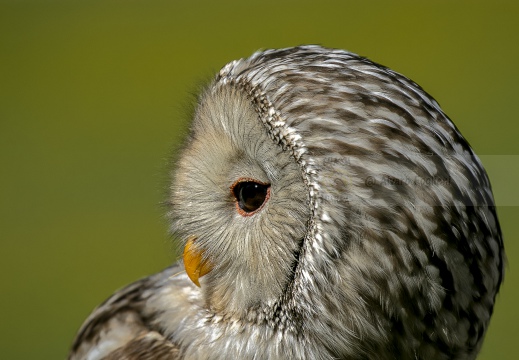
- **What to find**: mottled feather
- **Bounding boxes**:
[69,46,504,360]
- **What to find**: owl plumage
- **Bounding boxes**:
[69,46,504,360]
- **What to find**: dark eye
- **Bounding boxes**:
[231,179,270,215]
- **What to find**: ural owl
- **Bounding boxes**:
[69,46,504,360]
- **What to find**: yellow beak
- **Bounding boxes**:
[183,236,212,287]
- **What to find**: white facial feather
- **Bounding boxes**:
[170,86,310,317]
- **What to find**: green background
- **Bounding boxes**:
[1,1,518,359]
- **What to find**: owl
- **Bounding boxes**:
[68,46,504,360]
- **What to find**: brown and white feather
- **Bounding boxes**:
[69,46,504,360]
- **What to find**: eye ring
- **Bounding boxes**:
[230,178,271,217]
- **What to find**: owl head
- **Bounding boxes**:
[169,46,504,359]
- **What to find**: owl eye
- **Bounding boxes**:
[231,179,270,215]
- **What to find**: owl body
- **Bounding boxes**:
[69,46,504,360]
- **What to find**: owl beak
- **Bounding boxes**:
[183,236,213,287]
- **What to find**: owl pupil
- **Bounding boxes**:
[233,181,269,213]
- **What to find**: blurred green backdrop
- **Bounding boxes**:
[1,1,518,359]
